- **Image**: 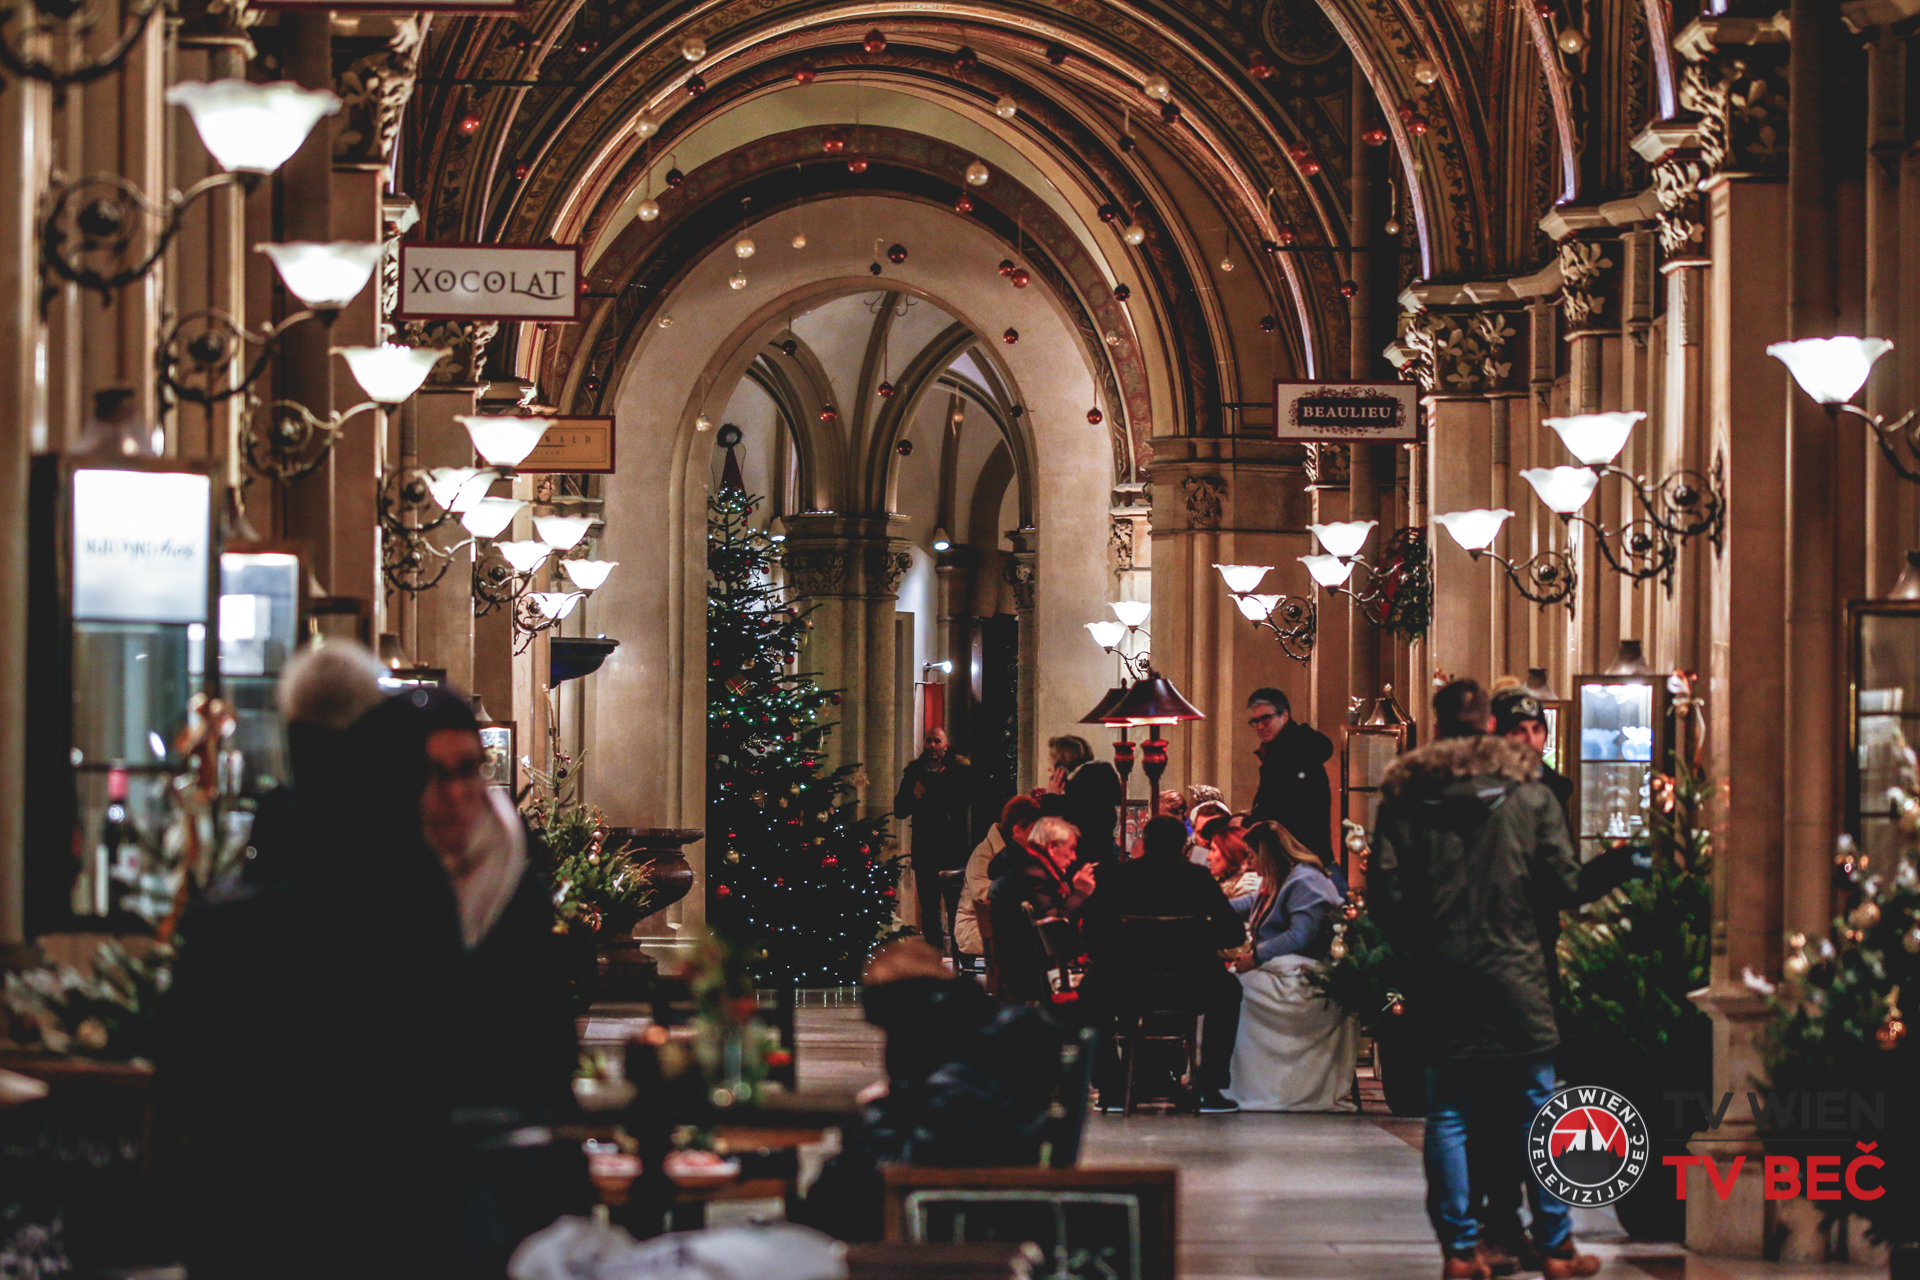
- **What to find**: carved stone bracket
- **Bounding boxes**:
[334,18,423,167]
[865,546,912,597]
[1675,24,1790,180]
[780,546,849,597]
[1652,152,1709,258]
[1181,475,1226,528]
[1303,444,1351,490]
[1002,557,1037,611]
[1109,517,1136,572]
[1557,241,1617,328]
[1398,311,1519,394]
[398,319,500,385]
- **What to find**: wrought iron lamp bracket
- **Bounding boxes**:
[40,168,255,307]
[239,395,377,484]
[159,305,328,409]
[1245,594,1317,662]
[1466,546,1578,612]
[0,0,166,99]
[1835,401,1920,486]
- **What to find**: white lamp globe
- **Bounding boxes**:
[458,415,553,468]
[493,541,553,574]
[529,591,584,620]
[1300,554,1356,588]
[335,344,448,404]
[166,80,341,175]
[1086,620,1127,649]
[1235,593,1281,621]
[256,241,382,309]
[1108,599,1151,628]
[425,466,491,512]
[459,496,528,539]
[1545,410,1643,467]
[1767,336,1894,405]
[1521,466,1601,514]
[534,513,596,551]
[561,559,618,591]
[1213,563,1272,594]
[1307,519,1378,558]
[1431,508,1514,552]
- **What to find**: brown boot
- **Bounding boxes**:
[1442,1249,1492,1280]
[1539,1242,1600,1278]
[1474,1239,1519,1277]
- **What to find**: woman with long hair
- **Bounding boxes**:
[1222,820,1358,1111]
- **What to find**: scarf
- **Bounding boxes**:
[448,788,528,951]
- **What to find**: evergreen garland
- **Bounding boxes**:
[706,487,894,985]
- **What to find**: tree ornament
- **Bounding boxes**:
[1002,327,1019,344]
[1340,279,1358,298]
[846,155,869,173]
[1118,133,1136,153]
[1159,101,1182,124]
[954,46,977,70]
[1105,329,1122,347]
[1389,998,1405,1016]
[895,439,913,455]
[514,162,530,180]
[779,338,798,357]
[887,244,908,264]
[1556,28,1588,55]
[965,159,991,186]
[666,168,685,187]
[1249,52,1274,79]
[1086,408,1103,425]
[638,199,661,222]
[686,73,706,96]
[1851,900,1883,930]
[994,96,1019,120]
[822,129,848,154]
[1113,283,1131,302]
[1142,73,1171,102]
[458,112,482,135]
[1384,217,1402,236]
[820,405,837,421]
[862,28,887,53]
[1877,988,1907,1050]
[1122,224,1146,246]
[877,381,895,398]
[954,193,974,214]
[869,262,882,275]
[1784,950,1811,980]
[728,271,748,291]
[634,116,660,141]
[1010,267,1030,288]
[1218,255,1235,273]
[1260,314,1277,332]
[1045,42,1070,65]
[791,232,807,249]
[659,314,674,328]
[734,235,756,259]
[1362,127,1389,147]
[681,36,707,61]
[998,259,1015,277]
[725,851,741,864]
[1097,204,1119,223]
[1412,60,1441,86]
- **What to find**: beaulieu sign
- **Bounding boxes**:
[1273,379,1421,443]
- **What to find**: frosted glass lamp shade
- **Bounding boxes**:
[1431,508,1513,552]
[1307,519,1377,558]
[458,415,552,469]
[534,514,595,551]
[1545,411,1642,466]
[1300,554,1356,588]
[166,80,341,175]
[1214,563,1272,594]
[1236,593,1282,621]
[493,541,552,574]
[459,496,527,539]
[1108,599,1151,628]
[1521,466,1601,514]
[336,344,448,404]
[425,466,491,512]
[561,559,618,591]
[256,241,381,309]
[529,591,584,620]
[1767,336,1893,405]
[1086,620,1127,649]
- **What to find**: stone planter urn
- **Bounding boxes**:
[593,828,702,1002]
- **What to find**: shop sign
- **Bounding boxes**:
[397,243,580,322]
[1273,379,1421,443]
[258,1,520,11]
[71,469,212,624]
[523,417,616,474]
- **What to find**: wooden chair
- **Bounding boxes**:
[1104,915,1214,1115]
[975,901,1001,996]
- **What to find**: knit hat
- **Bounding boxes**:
[1491,687,1546,735]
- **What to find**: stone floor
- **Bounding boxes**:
[789,1002,1883,1280]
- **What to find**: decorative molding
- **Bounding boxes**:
[1557,240,1615,328]
[1399,311,1518,394]
[1303,443,1350,489]
[1676,41,1790,179]
[1182,474,1226,528]
[399,319,500,385]
[335,17,424,167]
[1470,311,1518,387]
[1109,517,1136,572]
[1652,152,1708,258]
[781,547,849,596]
[866,546,912,597]
[1002,557,1037,611]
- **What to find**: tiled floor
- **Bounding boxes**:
[789,1003,1885,1280]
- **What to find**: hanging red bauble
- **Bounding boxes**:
[1113,283,1131,302]
[716,884,732,897]
[575,36,600,55]
[1534,0,1554,15]
[1097,203,1119,223]
[820,405,838,421]
[895,439,913,455]
[887,243,908,263]
[794,62,817,84]
[665,167,685,186]
[846,155,869,173]
[1339,279,1358,298]
[1046,42,1069,65]
[822,855,838,867]
[862,28,887,53]
[1408,114,1428,136]
[1159,101,1181,124]
[954,46,977,70]
[1118,133,1136,153]
[458,112,482,135]
[686,73,706,95]
[513,162,530,180]
[830,692,843,704]
[869,261,883,275]
[822,129,848,154]
[779,338,797,356]
[1276,226,1297,245]
[1362,127,1390,147]
[1249,52,1274,79]
[1087,407,1103,425]
[877,380,895,397]
[955,193,974,214]
[1260,314,1276,333]
[1009,267,1030,288]
[997,259,1015,276]
[1002,327,1019,344]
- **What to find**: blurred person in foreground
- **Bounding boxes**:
[1368,680,1597,1280]
[954,794,1044,959]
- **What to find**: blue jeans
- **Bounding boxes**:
[1423,1054,1572,1255]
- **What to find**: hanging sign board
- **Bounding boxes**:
[71,469,213,624]
[1273,379,1422,443]
[523,417,616,474]
[258,1,520,11]
[396,243,581,322]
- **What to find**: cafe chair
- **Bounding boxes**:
[1106,914,1212,1115]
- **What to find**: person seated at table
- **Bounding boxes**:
[987,816,1096,1003]
[1199,812,1263,897]
[1222,821,1357,1112]
[1186,799,1231,867]
[1080,816,1248,1114]
[954,794,1044,958]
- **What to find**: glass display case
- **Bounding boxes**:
[1848,598,1920,871]
[1569,668,1670,863]
[217,551,303,796]
[1342,686,1412,864]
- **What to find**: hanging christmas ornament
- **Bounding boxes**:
[1118,133,1136,153]
[1388,998,1405,1016]
[794,62,817,85]
[1122,223,1146,246]
[634,115,660,140]
[1142,73,1171,102]
[1009,267,1030,288]
[1557,28,1588,54]
[877,380,895,397]
[734,235,756,259]
[954,46,977,70]
[681,36,707,61]
[1329,925,1348,961]
[887,243,908,264]
[820,405,838,421]
[1159,101,1182,124]
[666,167,685,186]
[1784,949,1811,980]
[1104,329,1122,347]
[694,412,711,431]
[1096,204,1119,223]
[869,261,883,275]
[1878,989,1908,1050]
[994,96,1019,120]
[1291,147,1322,177]
[1852,900,1884,931]
[965,159,991,186]
[1046,42,1070,65]
[458,111,482,135]
[1276,226,1297,245]
[1260,314,1276,332]
[895,439,913,455]
[1009,405,1024,418]
[685,73,707,96]
[1362,127,1389,147]
[1113,283,1131,302]
[779,338,798,356]
[575,34,600,55]
[862,28,887,53]
[659,314,674,328]
[1002,327,1019,344]
[513,162,530,180]
[791,231,808,249]
[1218,255,1235,273]
[728,271,747,290]
[954,193,974,214]
[1384,216,1402,236]
[847,155,869,173]
[998,259,1016,277]
[1249,52,1274,79]
[1340,279,1358,298]
[822,129,848,154]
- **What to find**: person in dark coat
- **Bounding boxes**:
[1041,734,1124,863]
[1368,680,1598,1280]
[987,815,1096,1003]
[893,727,974,950]
[1245,687,1336,870]
[1080,815,1246,1113]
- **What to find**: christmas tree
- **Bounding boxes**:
[706,479,894,986]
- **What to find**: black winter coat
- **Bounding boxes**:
[1368,734,1582,1062]
[1043,760,1124,861]
[1079,854,1245,988]
[894,753,974,868]
[987,850,1083,1003]
[1250,721,1336,864]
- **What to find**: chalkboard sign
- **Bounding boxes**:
[882,1168,1177,1280]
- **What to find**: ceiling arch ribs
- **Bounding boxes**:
[866,319,981,515]
[934,366,1035,529]
[743,348,839,512]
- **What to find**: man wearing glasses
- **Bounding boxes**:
[1244,687,1337,879]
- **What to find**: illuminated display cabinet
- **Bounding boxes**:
[1569,645,1671,863]
[1341,686,1412,854]
[1848,586,1920,870]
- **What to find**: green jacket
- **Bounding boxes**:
[1369,734,1582,1061]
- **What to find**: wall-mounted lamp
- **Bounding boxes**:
[1296,520,1433,637]
[769,516,787,543]
[1085,599,1152,678]
[1,0,165,94]
[1215,564,1315,662]
[931,526,952,552]
[921,660,954,678]
[1431,508,1577,610]
[1770,337,1920,483]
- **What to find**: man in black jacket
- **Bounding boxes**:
[1369,680,1598,1280]
[1245,687,1336,869]
[1080,816,1246,1114]
[894,728,973,950]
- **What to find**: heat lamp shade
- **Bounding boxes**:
[459,496,527,539]
[1307,519,1377,559]
[1086,620,1127,649]
[336,344,448,405]
[166,80,341,175]
[493,540,552,574]
[534,514,595,551]
[1544,411,1642,467]
[1431,508,1513,552]
[1300,554,1356,588]
[1520,466,1601,514]
[1108,673,1205,724]
[1108,599,1151,628]
[256,241,382,309]
[1766,336,1893,405]
[1214,563,1272,594]
[1080,685,1133,724]
[425,466,492,512]
[1235,593,1282,621]
[561,559,617,591]
[529,591,584,620]
[459,415,553,469]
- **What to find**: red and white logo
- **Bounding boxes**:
[1529,1087,1650,1206]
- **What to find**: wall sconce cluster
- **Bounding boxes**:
[1769,337,1920,483]
[472,511,617,655]
[1084,599,1152,679]
[1215,563,1316,662]
[1,0,165,94]
[1297,520,1433,638]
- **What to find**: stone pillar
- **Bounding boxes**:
[411,385,481,691]
[934,547,979,752]
[1305,445,1352,738]
[280,13,337,584]
[1004,527,1038,789]
[1425,395,1497,685]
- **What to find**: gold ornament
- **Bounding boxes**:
[1851,901,1883,931]
[1328,937,1347,961]
[1903,924,1920,954]
[1784,951,1811,980]
[1877,987,1907,1051]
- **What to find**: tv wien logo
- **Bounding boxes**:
[1528,1087,1651,1206]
